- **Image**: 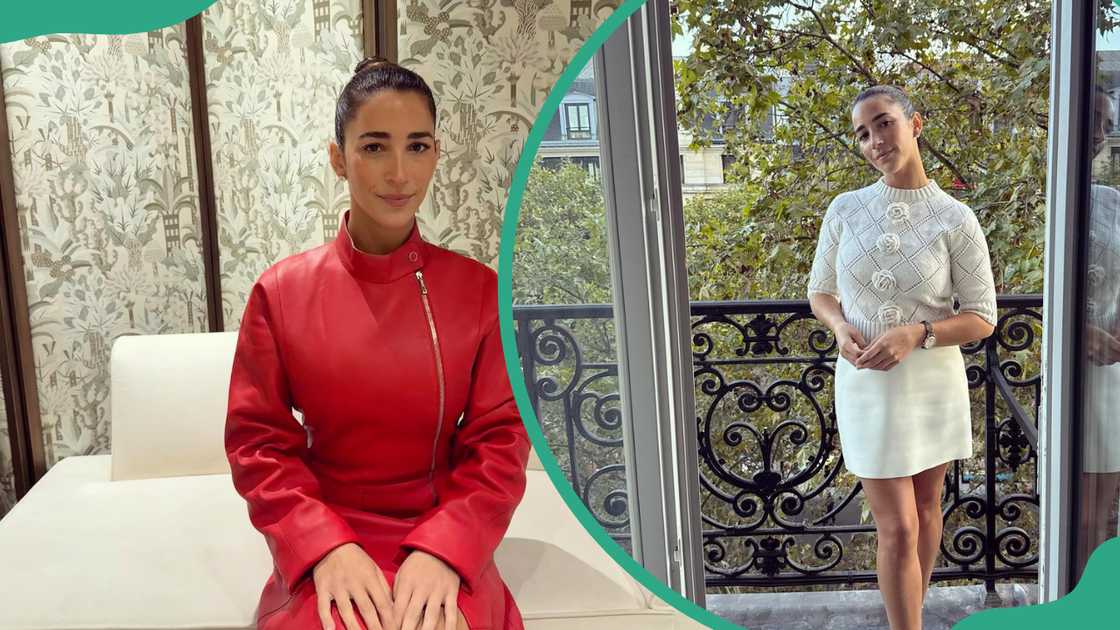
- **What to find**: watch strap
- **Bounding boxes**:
[920,320,934,349]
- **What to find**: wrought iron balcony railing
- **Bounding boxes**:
[513,296,1042,594]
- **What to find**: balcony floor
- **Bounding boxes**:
[706,582,1038,629]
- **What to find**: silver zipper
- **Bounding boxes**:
[415,270,446,496]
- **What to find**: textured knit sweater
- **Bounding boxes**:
[1088,183,1120,331]
[807,178,997,343]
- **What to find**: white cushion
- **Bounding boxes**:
[519,612,700,629]
[499,469,648,614]
[0,458,698,630]
[527,445,545,471]
[0,455,267,630]
[0,332,703,629]
[110,332,238,481]
[499,473,703,627]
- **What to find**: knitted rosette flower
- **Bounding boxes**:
[871,269,897,292]
[886,202,910,224]
[878,302,903,326]
[876,233,901,255]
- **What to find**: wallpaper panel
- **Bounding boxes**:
[0,380,12,517]
[398,0,620,266]
[0,28,208,468]
[205,0,365,328]
[0,0,613,500]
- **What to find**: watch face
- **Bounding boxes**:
[924,335,937,349]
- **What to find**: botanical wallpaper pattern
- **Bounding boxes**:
[0,385,12,517]
[205,0,365,328]
[0,27,208,472]
[398,0,619,265]
[0,0,616,507]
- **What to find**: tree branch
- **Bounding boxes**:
[919,137,969,186]
[776,96,864,162]
[928,26,1020,69]
[888,49,966,96]
[786,1,876,82]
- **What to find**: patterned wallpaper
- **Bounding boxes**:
[0,0,617,506]
[398,0,619,266]
[0,28,208,470]
[205,0,365,328]
[0,383,12,517]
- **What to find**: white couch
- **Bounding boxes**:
[0,332,701,629]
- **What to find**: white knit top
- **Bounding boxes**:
[1088,184,1120,331]
[807,178,997,342]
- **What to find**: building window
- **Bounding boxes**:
[572,156,601,178]
[565,103,593,140]
[540,156,600,178]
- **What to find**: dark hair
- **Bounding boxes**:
[334,57,437,148]
[852,85,916,118]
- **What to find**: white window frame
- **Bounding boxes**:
[1041,0,1094,602]
[594,1,705,603]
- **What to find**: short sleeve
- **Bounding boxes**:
[949,206,997,325]
[807,197,843,300]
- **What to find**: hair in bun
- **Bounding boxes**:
[334,57,437,147]
[353,56,394,74]
[853,85,916,118]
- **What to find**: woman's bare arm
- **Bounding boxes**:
[809,292,847,333]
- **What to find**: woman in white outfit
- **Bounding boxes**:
[1078,87,1120,580]
[807,86,997,630]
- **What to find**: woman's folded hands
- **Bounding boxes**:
[312,544,462,630]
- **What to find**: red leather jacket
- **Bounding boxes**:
[225,214,529,628]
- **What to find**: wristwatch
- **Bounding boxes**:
[920,320,936,349]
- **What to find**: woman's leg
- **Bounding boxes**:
[862,475,923,630]
[912,462,949,599]
[1075,471,1120,583]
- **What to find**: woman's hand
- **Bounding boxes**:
[394,550,461,630]
[833,322,868,365]
[313,542,397,630]
[854,324,924,371]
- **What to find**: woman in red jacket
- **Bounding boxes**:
[225,57,529,630]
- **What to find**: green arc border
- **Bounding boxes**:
[0,1,218,44]
[496,0,738,628]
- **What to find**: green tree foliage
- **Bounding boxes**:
[510,2,1098,588]
[674,0,1117,300]
[513,160,611,305]
[512,161,624,536]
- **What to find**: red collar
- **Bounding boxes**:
[332,211,426,283]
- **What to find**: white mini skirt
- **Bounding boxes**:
[1084,363,1120,473]
[834,345,973,478]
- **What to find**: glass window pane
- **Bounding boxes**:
[1076,2,1120,586]
[673,0,1046,618]
[512,58,635,555]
